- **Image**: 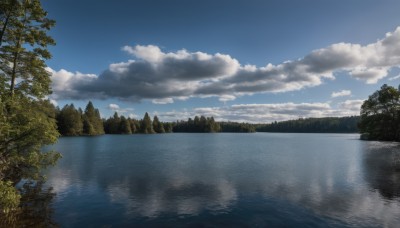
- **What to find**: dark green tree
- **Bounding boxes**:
[104,112,120,134]
[0,0,60,213]
[57,104,83,136]
[128,118,139,133]
[163,122,173,133]
[119,116,132,134]
[82,101,104,135]
[153,115,165,133]
[140,112,154,134]
[359,84,400,141]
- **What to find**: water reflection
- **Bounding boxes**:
[362,141,400,199]
[46,134,400,227]
[0,181,57,227]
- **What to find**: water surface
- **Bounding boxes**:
[44,133,400,227]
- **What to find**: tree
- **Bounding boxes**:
[57,104,83,136]
[82,101,104,135]
[153,115,165,133]
[104,112,120,134]
[119,116,132,134]
[128,118,139,133]
[140,112,154,134]
[0,0,60,214]
[0,0,55,98]
[359,84,400,141]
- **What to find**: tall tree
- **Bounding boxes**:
[153,115,165,133]
[82,101,104,135]
[119,116,132,134]
[104,112,120,134]
[0,0,60,214]
[57,104,83,136]
[140,112,154,134]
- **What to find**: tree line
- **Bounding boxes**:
[256,116,360,133]
[55,101,257,135]
[55,101,363,135]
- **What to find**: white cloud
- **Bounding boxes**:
[50,27,400,102]
[49,99,58,106]
[331,90,352,98]
[107,103,134,113]
[152,98,174,104]
[108,103,120,110]
[338,99,364,113]
[218,95,236,102]
[156,101,362,123]
[47,67,98,100]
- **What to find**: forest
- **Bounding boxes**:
[256,116,360,133]
[56,101,256,135]
[55,101,360,135]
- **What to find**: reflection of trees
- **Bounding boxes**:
[0,181,57,227]
[362,142,400,199]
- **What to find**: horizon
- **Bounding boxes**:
[42,0,400,123]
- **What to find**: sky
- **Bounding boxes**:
[42,0,400,123]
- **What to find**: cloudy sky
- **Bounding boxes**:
[43,0,400,123]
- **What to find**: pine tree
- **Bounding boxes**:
[82,101,104,135]
[140,112,154,134]
[57,104,83,136]
[119,116,132,134]
[153,115,165,133]
[0,0,60,214]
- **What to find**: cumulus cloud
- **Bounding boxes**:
[50,27,400,102]
[49,99,58,106]
[338,100,364,112]
[152,98,174,104]
[155,101,362,123]
[107,103,134,113]
[108,103,120,110]
[331,90,352,98]
[219,95,236,102]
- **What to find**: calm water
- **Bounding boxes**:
[42,133,400,227]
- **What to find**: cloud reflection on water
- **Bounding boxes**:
[46,134,400,226]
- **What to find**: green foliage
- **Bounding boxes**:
[0,0,56,98]
[173,115,221,133]
[57,104,83,136]
[153,115,165,133]
[256,116,360,133]
[119,116,132,134]
[0,0,60,213]
[359,84,400,141]
[220,122,255,133]
[163,122,173,133]
[0,181,20,214]
[104,112,120,134]
[140,112,155,134]
[0,181,57,227]
[82,101,104,135]
[0,97,61,213]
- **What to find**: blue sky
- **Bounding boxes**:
[42,0,400,123]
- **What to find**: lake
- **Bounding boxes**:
[41,133,400,227]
